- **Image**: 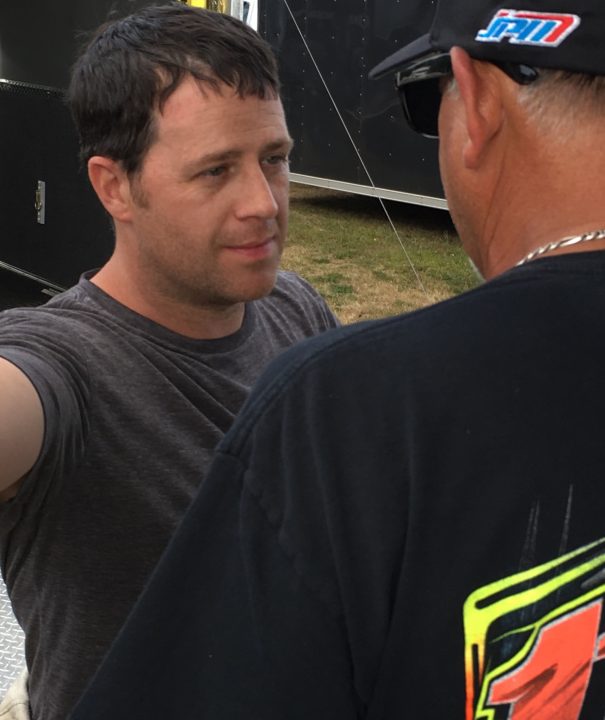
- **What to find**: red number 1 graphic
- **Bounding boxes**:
[487,601,605,720]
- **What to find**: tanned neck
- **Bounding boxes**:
[91,262,245,340]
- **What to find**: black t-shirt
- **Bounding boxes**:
[71,252,605,719]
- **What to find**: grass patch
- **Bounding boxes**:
[282,183,479,324]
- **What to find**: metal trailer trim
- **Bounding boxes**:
[0,261,64,293]
[0,78,62,95]
[0,577,25,698]
[289,173,449,211]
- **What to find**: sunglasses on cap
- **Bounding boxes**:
[396,52,540,139]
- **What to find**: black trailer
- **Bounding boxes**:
[261,0,445,208]
[0,0,444,290]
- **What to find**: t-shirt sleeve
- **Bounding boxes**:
[275,270,341,330]
[0,313,89,525]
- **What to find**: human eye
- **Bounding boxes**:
[201,165,227,178]
[263,153,290,168]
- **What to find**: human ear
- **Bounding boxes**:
[450,47,503,169]
[87,156,134,222]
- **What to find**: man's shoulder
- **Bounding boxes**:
[221,269,553,450]
[0,281,99,339]
[267,270,326,306]
[0,279,137,376]
[250,276,491,380]
[271,258,578,368]
[253,270,338,333]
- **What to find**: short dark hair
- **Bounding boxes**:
[68,2,280,174]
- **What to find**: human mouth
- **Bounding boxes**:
[223,237,278,260]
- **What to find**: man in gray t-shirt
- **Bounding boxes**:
[0,6,337,720]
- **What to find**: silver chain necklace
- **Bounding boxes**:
[516,229,605,266]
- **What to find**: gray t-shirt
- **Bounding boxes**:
[0,270,338,720]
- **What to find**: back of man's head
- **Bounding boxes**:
[371,0,605,132]
[370,0,605,276]
[68,2,280,176]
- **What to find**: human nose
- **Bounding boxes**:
[235,166,279,220]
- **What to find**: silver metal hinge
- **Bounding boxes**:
[35,180,46,224]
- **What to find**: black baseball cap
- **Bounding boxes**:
[369,1,602,80]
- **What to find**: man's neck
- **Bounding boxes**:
[469,112,605,279]
[483,215,605,279]
[473,161,605,279]
[90,264,246,340]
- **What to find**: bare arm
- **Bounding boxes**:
[0,358,44,500]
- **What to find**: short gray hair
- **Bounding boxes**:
[517,70,605,133]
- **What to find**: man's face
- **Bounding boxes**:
[126,76,291,309]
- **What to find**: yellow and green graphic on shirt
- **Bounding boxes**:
[464,538,605,720]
